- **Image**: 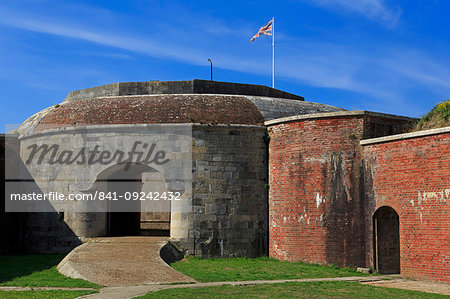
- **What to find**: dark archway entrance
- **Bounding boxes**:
[106,175,142,236]
[94,163,170,237]
[373,206,400,274]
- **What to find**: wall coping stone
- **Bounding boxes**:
[360,126,450,145]
[17,123,266,140]
[265,110,417,126]
[63,79,304,102]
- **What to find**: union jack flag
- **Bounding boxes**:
[250,18,273,42]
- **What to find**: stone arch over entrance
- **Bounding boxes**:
[373,206,400,274]
[95,163,170,237]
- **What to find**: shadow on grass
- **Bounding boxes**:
[0,254,63,283]
[0,254,100,288]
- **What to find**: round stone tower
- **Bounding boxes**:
[14,79,344,257]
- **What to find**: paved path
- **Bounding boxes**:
[361,278,450,295]
[57,237,195,286]
[77,276,393,299]
[0,287,97,291]
[2,276,448,298]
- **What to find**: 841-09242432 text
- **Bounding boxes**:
[10,191,181,201]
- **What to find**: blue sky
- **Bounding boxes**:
[1,0,450,131]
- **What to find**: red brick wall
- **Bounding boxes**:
[363,131,450,283]
[268,114,449,283]
[267,113,415,270]
[268,116,367,267]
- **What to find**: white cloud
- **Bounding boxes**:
[0,10,207,65]
[303,0,401,27]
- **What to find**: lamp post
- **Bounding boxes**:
[207,58,213,81]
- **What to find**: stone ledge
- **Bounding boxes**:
[360,126,450,145]
[18,123,266,140]
[64,79,304,102]
[265,110,417,126]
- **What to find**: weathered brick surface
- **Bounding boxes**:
[267,114,414,268]
[268,116,367,266]
[363,132,450,283]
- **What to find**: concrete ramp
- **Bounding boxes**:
[57,237,195,286]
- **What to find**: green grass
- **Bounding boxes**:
[0,290,97,298]
[415,100,450,130]
[171,257,371,282]
[0,255,101,288]
[137,281,447,298]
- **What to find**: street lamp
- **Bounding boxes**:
[207,58,213,81]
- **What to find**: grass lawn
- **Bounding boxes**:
[171,257,371,282]
[138,281,446,298]
[0,254,101,288]
[0,290,97,298]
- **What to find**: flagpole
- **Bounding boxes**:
[272,17,275,88]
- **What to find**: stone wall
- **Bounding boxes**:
[15,124,191,236]
[1,134,81,253]
[0,134,25,253]
[171,124,268,257]
[22,212,82,253]
[10,122,268,258]
[362,127,450,283]
[64,79,304,102]
[267,111,415,267]
[192,80,304,101]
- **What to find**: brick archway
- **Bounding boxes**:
[373,206,400,274]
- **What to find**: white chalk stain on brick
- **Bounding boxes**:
[303,157,328,163]
[271,220,277,228]
[417,189,450,205]
[300,213,309,224]
[316,193,325,208]
[273,242,288,258]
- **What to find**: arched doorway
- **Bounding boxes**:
[94,163,170,237]
[373,206,400,274]
[106,171,142,236]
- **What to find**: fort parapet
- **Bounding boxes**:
[64,79,305,102]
